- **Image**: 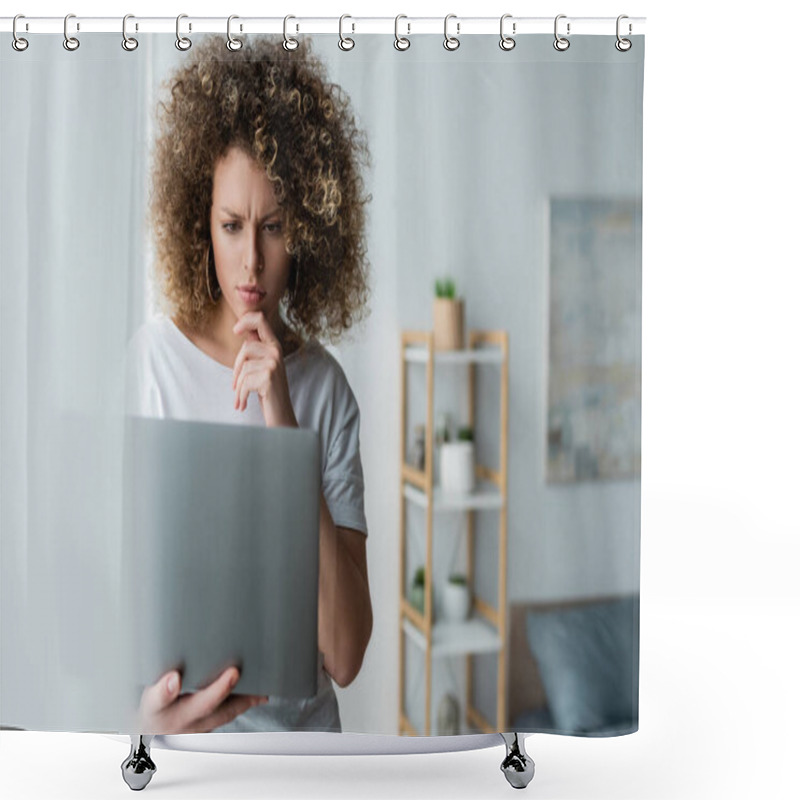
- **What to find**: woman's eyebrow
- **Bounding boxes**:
[220,206,281,221]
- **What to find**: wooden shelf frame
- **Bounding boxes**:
[398,329,509,736]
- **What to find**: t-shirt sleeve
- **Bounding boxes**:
[124,325,165,419]
[322,379,368,537]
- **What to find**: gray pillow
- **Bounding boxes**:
[525,595,639,734]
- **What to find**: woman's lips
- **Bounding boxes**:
[237,287,265,306]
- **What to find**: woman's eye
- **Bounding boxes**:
[222,222,280,233]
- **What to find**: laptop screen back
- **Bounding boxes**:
[122,417,321,700]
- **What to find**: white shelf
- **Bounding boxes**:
[403,616,502,657]
[403,481,505,511]
[399,329,509,733]
[404,346,504,365]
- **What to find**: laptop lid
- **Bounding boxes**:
[122,416,321,700]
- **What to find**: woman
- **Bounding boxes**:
[126,35,372,734]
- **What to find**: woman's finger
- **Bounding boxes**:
[172,666,240,728]
[232,339,264,391]
[236,366,261,411]
[191,693,269,733]
[235,360,278,411]
[234,362,257,410]
[139,669,181,719]
[233,311,280,348]
[138,668,267,734]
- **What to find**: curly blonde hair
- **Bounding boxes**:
[148,35,371,344]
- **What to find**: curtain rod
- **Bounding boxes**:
[1,16,646,37]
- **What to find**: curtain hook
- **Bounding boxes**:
[283,15,299,51]
[12,14,29,52]
[394,14,410,51]
[553,14,570,51]
[226,15,242,51]
[443,13,460,51]
[63,13,80,51]
[122,14,138,51]
[616,15,632,51]
[499,14,516,51]
[176,14,192,51]
[339,14,355,51]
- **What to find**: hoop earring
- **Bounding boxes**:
[286,258,298,298]
[206,245,222,302]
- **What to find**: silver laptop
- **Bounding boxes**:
[122,416,321,700]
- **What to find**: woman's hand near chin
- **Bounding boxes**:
[231,311,299,428]
[137,666,269,734]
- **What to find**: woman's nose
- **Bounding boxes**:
[243,228,264,273]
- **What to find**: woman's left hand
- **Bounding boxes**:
[231,312,299,428]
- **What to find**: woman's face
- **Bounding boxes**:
[209,146,292,326]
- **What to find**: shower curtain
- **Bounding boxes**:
[0,25,643,738]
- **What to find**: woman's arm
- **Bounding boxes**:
[317,491,372,687]
[227,312,371,683]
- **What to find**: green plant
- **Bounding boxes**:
[457,426,473,442]
[410,567,426,615]
[435,277,456,299]
[436,412,452,444]
[448,573,468,586]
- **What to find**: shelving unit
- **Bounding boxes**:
[398,329,509,736]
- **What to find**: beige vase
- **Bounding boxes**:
[433,298,464,351]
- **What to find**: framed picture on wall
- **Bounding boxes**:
[545,197,642,483]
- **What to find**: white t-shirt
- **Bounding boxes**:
[125,315,368,732]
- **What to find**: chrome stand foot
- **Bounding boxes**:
[121,735,156,791]
[500,732,535,789]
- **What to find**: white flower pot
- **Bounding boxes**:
[442,581,471,622]
[440,441,475,493]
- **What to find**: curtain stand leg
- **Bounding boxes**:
[499,732,535,789]
[121,734,156,791]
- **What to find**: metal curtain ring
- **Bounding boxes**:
[283,15,299,51]
[176,14,192,51]
[443,14,460,51]
[63,13,80,51]
[226,15,242,51]
[12,14,29,51]
[499,14,515,51]
[394,15,410,51]
[616,15,632,51]
[339,14,355,51]
[553,14,570,51]
[122,14,138,51]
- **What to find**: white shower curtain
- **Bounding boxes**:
[1,30,642,736]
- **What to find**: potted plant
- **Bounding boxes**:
[436,693,461,736]
[440,425,475,493]
[433,277,464,351]
[409,566,425,615]
[441,573,472,622]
